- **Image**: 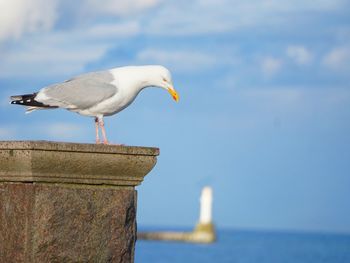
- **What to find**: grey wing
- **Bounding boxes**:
[36,71,117,110]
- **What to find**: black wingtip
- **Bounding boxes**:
[11,100,25,104]
[10,92,56,109]
[11,100,22,105]
[10,93,36,106]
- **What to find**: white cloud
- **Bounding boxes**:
[238,86,350,118]
[0,0,347,79]
[143,0,346,36]
[322,47,350,71]
[0,0,145,78]
[0,19,142,78]
[137,49,217,72]
[0,0,346,43]
[84,0,160,16]
[261,57,283,77]
[0,42,111,78]
[286,45,313,65]
[0,0,58,41]
[204,86,350,135]
[0,0,156,43]
[85,21,140,38]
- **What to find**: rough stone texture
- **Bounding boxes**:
[0,141,159,263]
[0,183,137,262]
[0,141,159,186]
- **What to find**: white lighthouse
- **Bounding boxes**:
[138,185,216,243]
[199,186,213,224]
[193,186,216,242]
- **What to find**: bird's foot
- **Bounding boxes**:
[95,138,124,146]
[108,143,125,146]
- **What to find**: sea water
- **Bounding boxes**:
[135,229,350,263]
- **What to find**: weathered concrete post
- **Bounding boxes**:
[0,141,159,263]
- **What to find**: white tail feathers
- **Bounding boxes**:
[10,95,24,100]
[25,106,57,114]
[25,106,40,114]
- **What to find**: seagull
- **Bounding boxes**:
[10,65,179,144]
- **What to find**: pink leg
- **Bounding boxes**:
[99,118,109,145]
[95,117,100,144]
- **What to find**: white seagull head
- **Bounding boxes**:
[135,65,179,102]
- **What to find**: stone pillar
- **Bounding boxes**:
[0,141,159,263]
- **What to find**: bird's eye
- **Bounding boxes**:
[162,77,167,82]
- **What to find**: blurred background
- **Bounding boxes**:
[0,0,350,261]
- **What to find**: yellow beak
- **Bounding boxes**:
[168,87,179,102]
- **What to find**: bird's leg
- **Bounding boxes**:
[95,117,101,144]
[99,117,109,145]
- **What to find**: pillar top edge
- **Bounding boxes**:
[0,140,159,156]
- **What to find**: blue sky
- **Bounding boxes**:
[0,0,350,234]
